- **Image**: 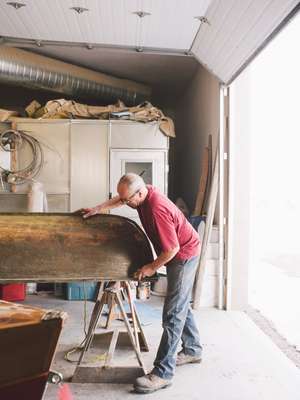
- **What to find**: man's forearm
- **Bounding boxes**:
[149,247,179,271]
[96,195,122,211]
[82,195,122,218]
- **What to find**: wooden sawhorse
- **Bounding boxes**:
[72,281,149,383]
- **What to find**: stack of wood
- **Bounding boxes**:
[192,135,213,217]
[192,135,219,310]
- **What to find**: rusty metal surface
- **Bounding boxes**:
[0,213,154,283]
[0,301,65,399]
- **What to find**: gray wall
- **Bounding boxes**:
[173,64,220,213]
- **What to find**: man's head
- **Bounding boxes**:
[117,173,148,209]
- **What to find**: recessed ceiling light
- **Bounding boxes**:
[133,11,151,18]
[70,6,89,14]
[194,16,210,25]
[6,2,26,9]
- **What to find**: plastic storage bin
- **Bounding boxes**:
[64,282,98,301]
[0,284,26,301]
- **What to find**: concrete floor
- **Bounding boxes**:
[250,259,300,350]
[24,294,300,400]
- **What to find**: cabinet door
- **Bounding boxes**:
[110,149,167,221]
[0,123,10,192]
[16,121,70,194]
[70,122,108,211]
[110,121,168,149]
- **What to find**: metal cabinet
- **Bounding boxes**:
[16,120,70,195]
[0,119,109,212]
[0,119,168,218]
[70,121,108,211]
[109,121,169,223]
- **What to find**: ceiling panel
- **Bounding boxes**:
[0,0,298,86]
[191,0,300,83]
[0,0,212,50]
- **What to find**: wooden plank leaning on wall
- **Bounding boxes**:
[193,148,219,310]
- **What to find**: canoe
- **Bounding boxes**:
[0,300,66,400]
[0,213,154,283]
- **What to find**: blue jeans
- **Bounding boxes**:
[152,255,202,380]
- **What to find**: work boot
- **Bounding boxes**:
[176,350,202,366]
[134,373,172,394]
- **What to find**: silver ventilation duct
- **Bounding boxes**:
[0,47,151,105]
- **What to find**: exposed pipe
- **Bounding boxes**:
[0,47,151,105]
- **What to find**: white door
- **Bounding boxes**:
[110,149,167,223]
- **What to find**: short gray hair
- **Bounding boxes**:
[118,173,146,195]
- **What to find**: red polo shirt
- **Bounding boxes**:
[137,185,200,261]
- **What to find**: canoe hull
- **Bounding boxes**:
[0,213,154,282]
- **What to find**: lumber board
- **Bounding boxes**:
[193,148,219,310]
[0,213,154,283]
[202,134,213,214]
[193,147,209,216]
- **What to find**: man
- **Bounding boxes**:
[82,173,202,394]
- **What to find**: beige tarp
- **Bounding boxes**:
[0,108,18,122]
[27,99,175,138]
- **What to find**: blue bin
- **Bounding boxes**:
[64,282,98,301]
[188,215,206,231]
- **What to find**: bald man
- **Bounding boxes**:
[82,173,202,394]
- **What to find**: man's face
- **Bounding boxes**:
[117,183,142,209]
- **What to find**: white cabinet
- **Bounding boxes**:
[109,121,168,149]
[5,119,109,212]
[1,119,168,216]
[70,121,108,211]
[15,120,70,195]
[109,121,169,223]
[0,123,11,192]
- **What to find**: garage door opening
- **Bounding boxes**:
[247,13,300,353]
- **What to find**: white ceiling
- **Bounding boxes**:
[191,0,300,83]
[0,0,299,85]
[0,0,212,50]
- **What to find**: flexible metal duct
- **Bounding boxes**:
[0,47,151,105]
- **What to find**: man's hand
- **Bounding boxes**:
[134,248,179,281]
[135,264,157,281]
[81,206,102,219]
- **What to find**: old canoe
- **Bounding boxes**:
[0,213,154,283]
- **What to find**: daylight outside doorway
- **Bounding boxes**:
[247,13,300,354]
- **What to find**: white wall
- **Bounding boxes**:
[227,73,252,310]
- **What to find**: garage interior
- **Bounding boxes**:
[0,1,300,399]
